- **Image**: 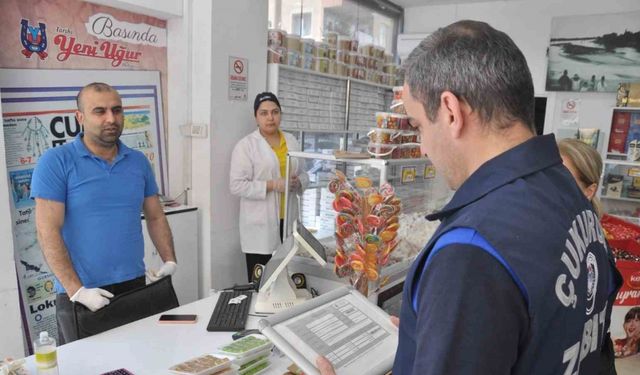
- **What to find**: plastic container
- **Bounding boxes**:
[399,131,419,143]
[383,64,397,75]
[384,53,394,64]
[392,86,403,101]
[315,42,329,58]
[231,348,272,367]
[349,66,365,80]
[397,143,422,159]
[350,39,359,52]
[390,100,405,114]
[328,47,337,60]
[337,36,352,51]
[287,50,301,68]
[267,47,286,64]
[34,331,58,375]
[301,54,314,70]
[373,45,386,60]
[354,54,366,68]
[337,50,350,64]
[314,57,329,73]
[301,38,315,55]
[368,128,400,144]
[285,34,301,53]
[328,60,338,75]
[324,32,338,48]
[169,355,231,375]
[267,29,286,47]
[367,142,396,159]
[366,57,380,71]
[337,62,348,77]
[359,44,374,57]
[375,112,409,130]
[237,355,269,375]
[218,335,273,359]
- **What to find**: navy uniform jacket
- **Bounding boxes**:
[393,135,621,375]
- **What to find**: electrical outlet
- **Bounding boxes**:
[189,124,208,138]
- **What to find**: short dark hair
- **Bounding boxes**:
[404,20,535,132]
[76,82,118,112]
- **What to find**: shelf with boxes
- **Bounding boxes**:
[267,29,402,87]
[267,64,395,132]
[601,107,640,222]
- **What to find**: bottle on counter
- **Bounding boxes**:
[34,331,58,375]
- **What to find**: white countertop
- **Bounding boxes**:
[24,292,292,374]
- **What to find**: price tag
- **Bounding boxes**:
[424,164,436,179]
[401,166,417,184]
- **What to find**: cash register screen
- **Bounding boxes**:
[295,220,327,262]
[258,221,327,292]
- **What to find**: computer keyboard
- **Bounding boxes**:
[207,290,253,332]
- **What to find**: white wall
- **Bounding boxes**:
[86,0,183,19]
[208,0,269,289]
[403,0,640,152]
[0,101,25,359]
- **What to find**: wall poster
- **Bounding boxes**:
[0,69,166,350]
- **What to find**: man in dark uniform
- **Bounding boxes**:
[317,20,620,375]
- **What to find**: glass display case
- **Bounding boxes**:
[600,160,640,225]
[284,129,369,154]
[283,151,452,285]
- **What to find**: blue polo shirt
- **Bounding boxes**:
[30,133,158,293]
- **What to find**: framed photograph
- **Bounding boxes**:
[545,11,640,92]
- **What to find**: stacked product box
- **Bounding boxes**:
[608,111,632,154]
[268,29,402,85]
[368,86,421,159]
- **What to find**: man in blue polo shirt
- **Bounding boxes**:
[31,82,177,344]
[317,21,620,375]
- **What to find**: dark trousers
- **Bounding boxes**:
[245,219,283,282]
[56,276,146,344]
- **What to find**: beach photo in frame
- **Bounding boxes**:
[545,11,640,93]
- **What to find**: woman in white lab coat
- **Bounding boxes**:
[229,92,306,281]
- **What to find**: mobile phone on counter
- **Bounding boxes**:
[158,314,198,324]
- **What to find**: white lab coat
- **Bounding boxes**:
[229,129,307,255]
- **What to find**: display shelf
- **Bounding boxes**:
[284,151,451,281]
[601,195,640,203]
[611,214,640,225]
[613,106,640,111]
[268,64,393,132]
[604,159,640,167]
[288,151,428,167]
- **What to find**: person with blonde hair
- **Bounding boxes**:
[557,138,603,216]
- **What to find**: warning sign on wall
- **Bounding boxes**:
[229,56,248,101]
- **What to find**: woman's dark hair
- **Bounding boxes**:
[624,306,640,322]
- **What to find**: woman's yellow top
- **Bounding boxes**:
[271,131,288,219]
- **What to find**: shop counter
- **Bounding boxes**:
[23,292,292,374]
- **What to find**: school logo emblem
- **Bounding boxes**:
[585,252,598,315]
[20,19,48,59]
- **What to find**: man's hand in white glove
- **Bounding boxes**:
[70,287,114,312]
[146,261,177,282]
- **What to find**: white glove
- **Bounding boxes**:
[70,287,114,312]
[146,261,177,282]
[271,178,286,193]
